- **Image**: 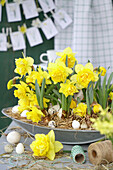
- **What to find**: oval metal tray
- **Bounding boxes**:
[2,107,105,144]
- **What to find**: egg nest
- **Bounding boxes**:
[3,107,97,130]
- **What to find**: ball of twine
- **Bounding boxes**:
[88,140,113,165]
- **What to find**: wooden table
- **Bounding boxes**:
[0,121,95,170]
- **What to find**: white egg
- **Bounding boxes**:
[48,108,54,115]
[7,131,21,144]
[21,110,29,117]
[48,121,56,128]
[57,108,62,119]
[52,104,60,112]
[81,123,87,129]
[4,144,13,153]
[48,104,60,115]
[12,105,19,113]
[16,143,24,154]
[74,90,84,101]
[72,120,80,129]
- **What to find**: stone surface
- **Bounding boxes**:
[0,121,95,169]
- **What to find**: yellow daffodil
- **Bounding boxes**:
[47,61,72,84]
[30,130,63,160]
[43,98,50,108]
[109,92,113,100]
[18,90,38,112]
[59,80,78,97]
[26,67,51,86]
[99,67,106,76]
[70,99,77,109]
[27,91,38,107]
[26,106,45,123]
[94,66,106,76]
[71,63,98,89]
[7,76,20,90]
[26,71,39,84]
[93,104,102,114]
[37,66,51,86]
[91,108,113,140]
[0,0,6,6]
[19,25,26,34]
[14,81,30,99]
[14,56,34,77]
[18,97,30,112]
[56,47,77,68]
[73,103,87,117]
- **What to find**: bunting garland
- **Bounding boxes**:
[0,0,72,51]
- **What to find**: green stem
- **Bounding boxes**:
[86,88,91,115]
[62,94,65,111]
[64,97,67,111]
[111,99,113,113]
[40,78,46,110]
[67,95,72,113]
[35,80,41,106]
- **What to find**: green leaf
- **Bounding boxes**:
[88,82,94,104]
[102,74,107,92]
[67,95,72,112]
[102,74,107,109]
[62,94,65,111]
[93,89,98,103]
[95,70,101,89]
[86,89,91,115]
[65,55,68,67]
[44,94,61,106]
[64,97,67,111]
[77,97,81,104]
[52,89,61,99]
[35,79,40,106]
[40,78,46,110]
[45,84,55,95]
[111,99,113,113]
[107,72,113,91]
[98,88,103,106]
[72,60,77,75]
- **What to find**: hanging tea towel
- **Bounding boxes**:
[55,0,113,78]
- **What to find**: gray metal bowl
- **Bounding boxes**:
[2,107,105,144]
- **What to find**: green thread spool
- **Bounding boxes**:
[71,145,86,164]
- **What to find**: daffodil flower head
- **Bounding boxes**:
[91,108,113,140]
[14,55,34,77]
[47,61,72,84]
[94,66,106,76]
[109,92,113,100]
[71,63,98,89]
[26,67,51,87]
[56,47,77,68]
[26,106,45,123]
[93,104,102,114]
[30,130,63,160]
[18,97,30,112]
[59,79,78,97]
[0,0,6,6]
[19,25,27,34]
[7,76,20,90]
[14,81,30,99]
[73,103,87,117]
[70,99,77,109]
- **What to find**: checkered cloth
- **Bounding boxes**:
[55,0,113,78]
